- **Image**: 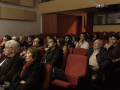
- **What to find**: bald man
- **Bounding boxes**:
[86,39,112,84]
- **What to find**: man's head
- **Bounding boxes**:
[3,35,11,42]
[80,32,87,41]
[93,39,103,50]
[12,36,17,40]
[4,40,20,56]
[48,38,57,49]
[111,35,119,45]
[33,38,43,47]
[28,35,33,43]
[65,35,71,43]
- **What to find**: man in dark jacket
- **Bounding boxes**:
[86,39,111,83]
[65,34,75,48]
[42,38,63,68]
[0,40,24,84]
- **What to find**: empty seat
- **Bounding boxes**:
[73,48,88,56]
[51,54,88,89]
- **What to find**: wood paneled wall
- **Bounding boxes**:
[0,7,36,21]
[1,0,34,7]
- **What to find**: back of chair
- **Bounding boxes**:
[73,48,88,56]
[102,40,109,46]
[65,54,88,85]
[42,63,52,90]
[68,47,73,54]
[61,54,67,69]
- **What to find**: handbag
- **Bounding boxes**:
[51,67,65,80]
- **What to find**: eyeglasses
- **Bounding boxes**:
[48,41,54,43]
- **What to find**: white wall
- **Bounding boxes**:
[0,0,42,39]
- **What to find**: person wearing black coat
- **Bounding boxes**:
[85,39,112,83]
[10,47,44,90]
[42,38,63,68]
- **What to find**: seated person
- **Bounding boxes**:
[54,35,58,40]
[108,35,120,71]
[86,39,111,83]
[0,40,24,84]
[91,33,99,41]
[57,38,68,55]
[42,38,63,68]
[12,36,17,41]
[0,35,11,54]
[33,38,44,56]
[100,32,108,40]
[112,32,116,35]
[76,32,89,49]
[87,32,92,40]
[44,35,51,51]
[65,35,75,48]
[69,33,73,37]
[25,35,33,49]
[72,35,78,45]
[19,35,26,48]
[104,36,112,50]
[20,48,27,57]
[10,47,44,90]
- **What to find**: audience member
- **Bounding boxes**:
[72,35,78,45]
[86,39,111,83]
[54,35,58,40]
[25,35,33,49]
[12,36,17,41]
[104,36,112,50]
[76,32,89,49]
[87,32,92,40]
[101,32,108,40]
[57,38,68,55]
[19,35,26,48]
[20,48,27,57]
[0,35,11,54]
[108,35,120,71]
[0,40,23,84]
[65,34,75,48]
[69,33,73,37]
[42,38,63,67]
[10,47,44,90]
[112,32,116,35]
[91,33,99,41]
[33,38,44,56]
[44,35,51,50]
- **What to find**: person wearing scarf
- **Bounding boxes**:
[10,47,44,90]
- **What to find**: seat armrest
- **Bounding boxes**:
[77,74,90,90]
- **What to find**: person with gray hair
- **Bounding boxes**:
[12,36,17,41]
[0,40,24,84]
[85,39,112,85]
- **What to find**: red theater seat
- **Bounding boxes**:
[73,48,88,56]
[51,54,88,89]
[42,63,52,90]
[61,54,67,69]
[68,47,73,54]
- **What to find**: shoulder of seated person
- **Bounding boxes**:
[33,63,44,70]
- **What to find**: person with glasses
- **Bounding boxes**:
[42,38,63,68]
[0,40,24,85]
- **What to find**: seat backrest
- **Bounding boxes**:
[73,48,88,56]
[42,63,52,90]
[86,39,90,43]
[68,47,73,54]
[61,54,67,69]
[102,40,109,46]
[65,54,88,85]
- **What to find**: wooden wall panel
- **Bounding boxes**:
[24,10,36,21]
[20,0,34,7]
[1,0,20,5]
[1,7,24,20]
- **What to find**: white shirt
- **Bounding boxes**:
[76,41,89,49]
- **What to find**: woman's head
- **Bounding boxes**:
[103,32,107,36]
[19,35,25,42]
[94,33,98,38]
[108,36,112,43]
[33,38,44,47]
[72,35,78,42]
[54,35,58,40]
[25,47,42,62]
[57,38,65,48]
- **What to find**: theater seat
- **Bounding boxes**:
[68,47,73,54]
[73,48,88,56]
[39,46,45,56]
[61,54,67,69]
[42,63,52,90]
[51,54,88,89]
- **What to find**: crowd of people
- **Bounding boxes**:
[0,32,119,90]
